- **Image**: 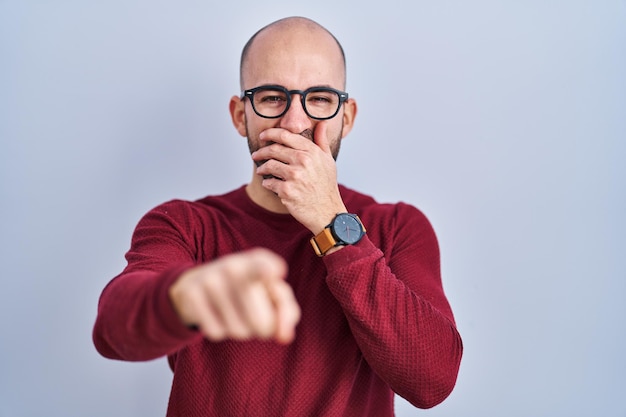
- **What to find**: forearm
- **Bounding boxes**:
[324,239,463,408]
[93,264,200,361]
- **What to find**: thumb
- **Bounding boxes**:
[312,121,331,154]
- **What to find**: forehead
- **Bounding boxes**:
[242,25,345,90]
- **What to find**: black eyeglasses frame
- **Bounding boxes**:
[241,85,349,120]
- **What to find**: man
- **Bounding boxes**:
[93,16,463,416]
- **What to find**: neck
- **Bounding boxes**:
[245,168,290,214]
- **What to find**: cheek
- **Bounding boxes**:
[325,119,345,141]
[246,109,282,134]
[243,115,262,139]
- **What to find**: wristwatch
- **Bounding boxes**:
[310,213,366,257]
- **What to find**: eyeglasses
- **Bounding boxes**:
[241,85,349,120]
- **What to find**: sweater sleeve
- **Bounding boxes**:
[92,202,204,361]
[323,203,463,409]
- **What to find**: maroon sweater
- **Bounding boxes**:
[93,185,462,416]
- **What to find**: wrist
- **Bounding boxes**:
[311,205,348,235]
[310,212,366,257]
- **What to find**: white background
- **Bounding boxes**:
[1,1,624,416]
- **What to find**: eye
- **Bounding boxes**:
[261,95,285,103]
[255,90,288,105]
[306,92,336,105]
[310,96,331,103]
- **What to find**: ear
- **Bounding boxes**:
[229,95,247,137]
[340,98,357,138]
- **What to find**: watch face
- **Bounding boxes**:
[332,213,364,245]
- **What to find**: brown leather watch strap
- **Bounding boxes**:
[310,228,337,257]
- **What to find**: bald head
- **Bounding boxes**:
[239,17,346,90]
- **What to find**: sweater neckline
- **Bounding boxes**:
[231,185,305,230]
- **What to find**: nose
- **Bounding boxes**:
[278,94,312,133]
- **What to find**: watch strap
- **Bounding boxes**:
[310,227,337,257]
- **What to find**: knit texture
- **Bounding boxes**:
[93,185,463,416]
